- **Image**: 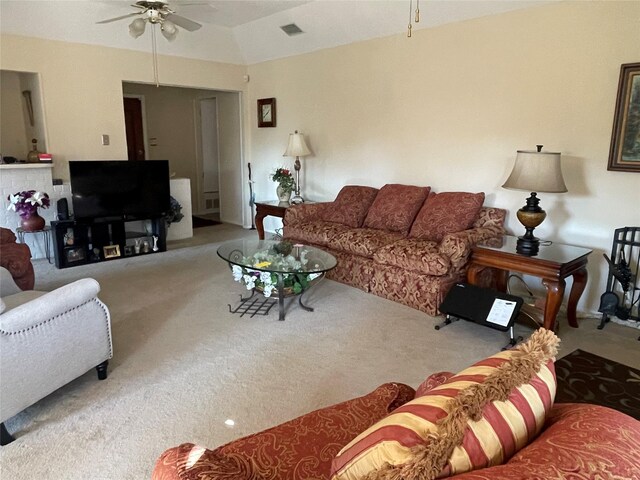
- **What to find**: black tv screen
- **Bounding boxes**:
[69,160,170,220]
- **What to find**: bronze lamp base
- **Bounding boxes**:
[516,192,546,256]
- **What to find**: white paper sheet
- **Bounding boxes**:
[486,299,518,327]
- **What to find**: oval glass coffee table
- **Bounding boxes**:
[217,239,337,321]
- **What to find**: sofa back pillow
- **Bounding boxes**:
[331,328,559,480]
[363,184,430,234]
[410,191,485,241]
[322,185,379,228]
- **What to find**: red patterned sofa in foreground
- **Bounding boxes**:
[152,330,640,480]
[283,185,506,316]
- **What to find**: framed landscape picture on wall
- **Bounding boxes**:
[608,62,640,172]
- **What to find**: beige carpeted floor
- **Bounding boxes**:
[1,224,638,480]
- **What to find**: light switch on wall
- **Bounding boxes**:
[101,134,110,146]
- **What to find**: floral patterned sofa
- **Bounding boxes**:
[282,184,506,316]
[151,381,640,480]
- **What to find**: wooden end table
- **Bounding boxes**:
[254,201,289,240]
[467,236,592,332]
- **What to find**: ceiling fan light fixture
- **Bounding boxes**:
[161,19,178,41]
[129,18,147,38]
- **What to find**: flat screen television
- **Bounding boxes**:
[69,160,170,220]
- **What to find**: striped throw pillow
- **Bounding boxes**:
[331,329,559,480]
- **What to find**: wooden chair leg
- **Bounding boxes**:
[1,422,15,446]
[96,360,109,380]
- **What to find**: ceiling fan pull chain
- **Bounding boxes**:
[151,23,159,87]
[407,0,413,37]
[415,0,420,23]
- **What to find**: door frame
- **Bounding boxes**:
[123,94,150,161]
[194,96,221,216]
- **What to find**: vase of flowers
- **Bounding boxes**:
[271,168,295,204]
[7,190,51,232]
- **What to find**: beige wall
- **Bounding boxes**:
[121,83,242,223]
[1,70,28,158]
[247,1,640,313]
[0,34,248,193]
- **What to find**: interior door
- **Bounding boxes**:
[123,97,145,161]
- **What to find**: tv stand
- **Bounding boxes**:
[51,216,167,269]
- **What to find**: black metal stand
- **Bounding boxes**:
[228,291,277,318]
[598,227,640,340]
[435,315,522,350]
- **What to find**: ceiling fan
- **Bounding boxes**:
[97,1,207,41]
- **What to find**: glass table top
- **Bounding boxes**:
[217,239,337,274]
[477,235,592,263]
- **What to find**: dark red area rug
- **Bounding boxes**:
[555,349,640,420]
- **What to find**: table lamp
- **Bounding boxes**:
[283,130,311,204]
[502,145,567,256]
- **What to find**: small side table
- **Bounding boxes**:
[467,236,592,332]
[16,226,52,264]
[254,201,290,240]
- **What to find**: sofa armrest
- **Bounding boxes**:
[439,224,505,270]
[0,242,34,290]
[152,382,415,480]
[283,202,331,226]
[0,278,102,333]
[452,403,640,479]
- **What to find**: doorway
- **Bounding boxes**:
[123,96,146,161]
[121,82,244,227]
[198,97,220,218]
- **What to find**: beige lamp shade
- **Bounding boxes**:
[283,131,311,158]
[502,150,567,193]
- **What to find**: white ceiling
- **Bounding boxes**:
[0,0,553,65]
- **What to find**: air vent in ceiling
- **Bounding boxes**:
[280,23,304,36]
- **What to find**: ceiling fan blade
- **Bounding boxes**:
[96,12,142,24]
[165,13,202,31]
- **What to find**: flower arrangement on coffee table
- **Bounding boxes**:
[231,243,322,297]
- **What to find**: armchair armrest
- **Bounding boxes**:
[152,382,415,480]
[439,224,505,270]
[0,278,102,333]
[283,202,331,226]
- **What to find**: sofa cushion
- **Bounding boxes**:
[322,185,379,228]
[331,328,559,480]
[284,221,351,247]
[332,228,405,258]
[373,238,451,276]
[415,371,455,397]
[1,290,46,313]
[410,192,485,242]
[363,184,430,234]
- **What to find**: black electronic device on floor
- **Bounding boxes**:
[437,283,524,349]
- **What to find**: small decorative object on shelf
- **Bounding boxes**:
[271,167,295,204]
[230,245,322,297]
[27,138,40,163]
[6,190,50,232]
[152,235,159,252]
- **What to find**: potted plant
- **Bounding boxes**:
[271,168,295,204]
[7,190,50,232]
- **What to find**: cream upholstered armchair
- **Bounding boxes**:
[0,268,113,445]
